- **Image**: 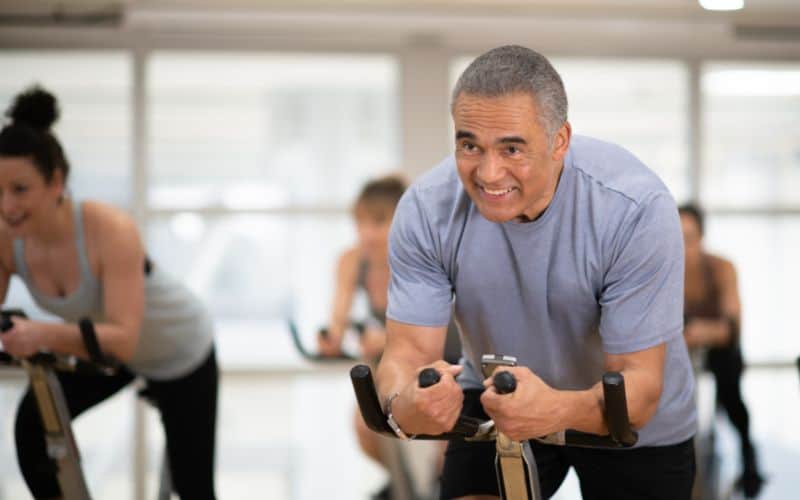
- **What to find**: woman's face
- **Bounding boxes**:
[0,156,62,237]
[354,203,394,257]
[680,213,703,262]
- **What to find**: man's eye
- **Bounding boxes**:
[507,146,519,155]
[462,142,476,152]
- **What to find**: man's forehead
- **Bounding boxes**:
[452,94,540,133]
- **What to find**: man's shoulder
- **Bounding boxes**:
[567,135,671,207]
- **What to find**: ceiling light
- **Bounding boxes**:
[698,0,744,11]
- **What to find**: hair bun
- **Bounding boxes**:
[7,85,59,131]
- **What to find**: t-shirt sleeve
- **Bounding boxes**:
[385,187,453,327]
[599,192,684,354]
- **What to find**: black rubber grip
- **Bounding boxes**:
[1,309,27,333]
[78,318,104,364]
[0,316,11,333]
[418,368,441,387]
[494,371,517,394]
[350,364,395,435]
[602,372,638,447]
[350,363,482,440]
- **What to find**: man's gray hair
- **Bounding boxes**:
[451,45,568,140]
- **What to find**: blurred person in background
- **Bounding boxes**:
[0,86,218,500]
[319,175,460,499]
[680,203,765,498]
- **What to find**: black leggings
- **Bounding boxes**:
[15,348,219,500]
[706,346,755,462]
[440,390,695,500]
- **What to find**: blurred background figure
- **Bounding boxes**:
[319,175,460,499]
[681,203,765,498]
[0,86,218,499]
[318,175,407,361]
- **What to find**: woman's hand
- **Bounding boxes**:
[317,329,343,357]
[0,316,46,358]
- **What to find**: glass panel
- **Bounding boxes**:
[0,51,132,207]
[450,56,690,202]
[701,62,800,208]
[148,53,398,210]
[704,214,800,363]
[553,58,689,202]
[146,213,362,367]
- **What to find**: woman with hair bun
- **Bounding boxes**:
[0,86,218,500]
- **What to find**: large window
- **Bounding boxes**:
[148,53,398,209]
[146,53,399,366]
[0,51,132,207]
[704,215,800,362]
[701,62,800,208]
[554,58,689,202]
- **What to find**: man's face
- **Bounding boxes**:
[452,91,570,223]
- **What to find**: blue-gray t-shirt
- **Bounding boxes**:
[387,135,696,447]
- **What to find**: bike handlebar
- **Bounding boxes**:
[0,309,119,376]
[288,318,367,362]
[350,363,638,448]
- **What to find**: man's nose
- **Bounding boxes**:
[477,152,506,185]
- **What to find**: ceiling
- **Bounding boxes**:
[1,0,799,58]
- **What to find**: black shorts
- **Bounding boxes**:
[440,390,695,500]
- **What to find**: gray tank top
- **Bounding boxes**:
[13,201,214,380]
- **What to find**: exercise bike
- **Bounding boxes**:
[351,354,638,500]
[0,309,171,500]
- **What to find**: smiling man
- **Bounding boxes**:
[375,45,697,499]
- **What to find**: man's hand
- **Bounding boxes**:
[0,316,45,358]
[392,361,464,436]
[480,367,565,441]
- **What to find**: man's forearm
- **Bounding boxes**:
[561,368,661,435]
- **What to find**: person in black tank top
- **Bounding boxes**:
[680,204,764,498]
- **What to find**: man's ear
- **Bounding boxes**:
[551,121,572,161]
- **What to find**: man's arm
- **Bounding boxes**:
[566,342,665,434]
[375,319,463,436]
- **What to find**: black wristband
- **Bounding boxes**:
[79,317,104,363]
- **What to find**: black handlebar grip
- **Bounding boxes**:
[602,372,638,447]
[0,316,11,333]
[494,371,517,394]
[1,309,27,333]
[350,364,394,435]
[418,368,441,388]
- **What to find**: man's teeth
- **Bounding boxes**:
[483,187,514,196]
